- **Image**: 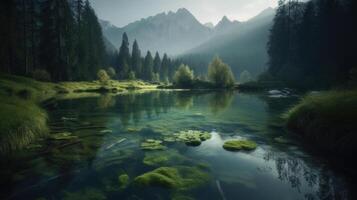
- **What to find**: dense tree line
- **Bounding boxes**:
[266,0,357,88]
[113,32,182,82]
[0,0,108,81]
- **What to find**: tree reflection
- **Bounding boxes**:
[208,91,234,114]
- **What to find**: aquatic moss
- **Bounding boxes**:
[143,150,186,166]
[140,139,166,150]
[174,130,211,146]
[171,193,195,200]
[134,166,210,190]
[223,140,257,151]
[118,174,130,189]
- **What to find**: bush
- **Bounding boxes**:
[97,69,110,85]
[31,69,51,82]
[173,64,194,88]
[208,56,235,88]
[128,71,136,80]
[239,70,253,83]
[107,67,116,79]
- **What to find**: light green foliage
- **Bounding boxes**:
[107,67,116,79]
[239,70,253,83]
[174,130,211,146]
[128,71,136,80]
[173,64,194,88]
[208,56,235,88]
[134,166,210,190]
[97,69,110,85]
[223,140,257,151]
[140,139,166,150]
[118,174,130,189]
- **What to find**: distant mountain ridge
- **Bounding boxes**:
[100,8,241,55]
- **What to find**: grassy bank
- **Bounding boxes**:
[285,90,357,166]
[0,74,158,153]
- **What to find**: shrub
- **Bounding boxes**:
[31,69,51,82]
[239,70,253,83]
[97,69,110,85]
[128,71,136,80]
[173,64,194,88]
[107,67,116,78]
[208,56,235,88]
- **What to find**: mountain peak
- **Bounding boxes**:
[176,8,190,15]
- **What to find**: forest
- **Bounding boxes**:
[0,0,357,199]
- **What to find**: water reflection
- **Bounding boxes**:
[0,91,354,200]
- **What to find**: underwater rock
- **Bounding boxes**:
[100,129,112,134]
[223,140,257,151]
[174,130,211,146]
[126,127,141,133]
[118,173,130,189]
[134,166,210,190]
[49,132,77,140]
[140,139,166,150]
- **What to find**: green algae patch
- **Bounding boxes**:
[223,140,257,151]
[171,193,195,200]
[140,139,166,150]
[143,150,186,166]
[174,130,211,146]
[118,174,130,189]
[134,166,210,190]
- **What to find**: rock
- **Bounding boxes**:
[118,174,130,189]
[140,139,166,150]
[174,130,211,146]
[134,166,210,190]
[223,140,257,151]
[49,132,77,140]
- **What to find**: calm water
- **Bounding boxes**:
[0,90,354,200]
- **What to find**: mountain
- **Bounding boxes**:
[100,8,213,55]
[214,16,240,35]
[204,22,214,29]
[181,7,276,78]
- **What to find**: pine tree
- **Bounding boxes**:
[143,51,153,81]
[153,52,161,74]
[118,32,131,79]
[131,40,142,79]
[160,53,169,82]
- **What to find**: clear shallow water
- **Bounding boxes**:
[0,91,354,200]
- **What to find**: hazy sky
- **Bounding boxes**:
[89,0,279,27]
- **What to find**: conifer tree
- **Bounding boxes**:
[143,51,154,81]
[131,40,142,79]
[118,32,131,79]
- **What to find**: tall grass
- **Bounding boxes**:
[285,90,357,157]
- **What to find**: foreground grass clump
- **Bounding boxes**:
[285,90,357,158]
[223,140,257,151]
[134,166,210,190]
[0,96,48,153]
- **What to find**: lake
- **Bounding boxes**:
[0,90,354,200]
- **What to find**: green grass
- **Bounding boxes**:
[0,74,159,153]
[0,96,48,154]
[285,90,357,158]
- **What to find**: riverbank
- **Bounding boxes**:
[285,90,357,170]
[0,74,158,153]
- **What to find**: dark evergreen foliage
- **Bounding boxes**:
[266,0,357,88]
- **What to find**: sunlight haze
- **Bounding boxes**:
[89,0,279,27]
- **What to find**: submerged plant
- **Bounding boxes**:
[134,166,210,191]
[140,139,166,150]
[223,140,257,151]
[174,130,211,146]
